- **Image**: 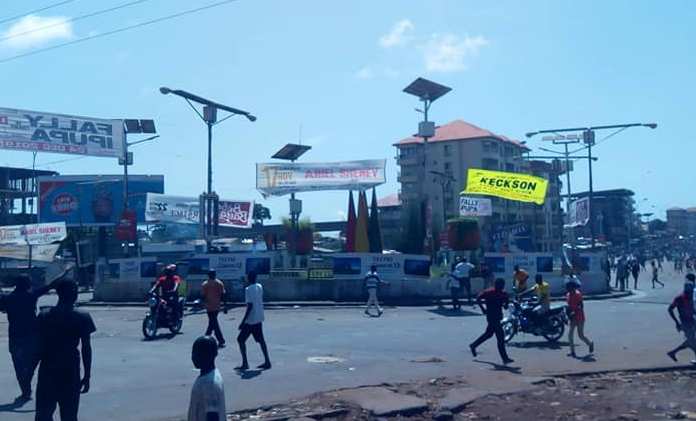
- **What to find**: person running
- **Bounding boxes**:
[0,273,62,402]
[35,280,96,421]
[651,260,664,288]
[469,278,514,365]
[566,280,594,357]
[667,281,696,363]
[201,269,227,348]
[631,259,640,290]
[512,265,529,296]
[455,257,476,306]
[188,336,226,421]
[236,271,271,371]
[364,265,387,316]
[446,258,462,310]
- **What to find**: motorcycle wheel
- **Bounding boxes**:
[542,316,565,342]
[142,315,158,340]
[502,319,517,343]
[169,316,183,334]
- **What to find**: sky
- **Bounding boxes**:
[1,0,694,223]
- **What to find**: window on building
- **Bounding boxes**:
[506,163,515,172]
[444,144,451,156]
[444,162,451,170]
[483,158,499,170]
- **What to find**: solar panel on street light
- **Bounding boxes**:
[403,77,452,102]
[272,143,312,161]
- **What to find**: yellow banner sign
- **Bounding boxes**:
[463,168,548,205]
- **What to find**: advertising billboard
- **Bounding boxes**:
[0,222,67,245]
[144,194,253,229]
[38,175,164,226]
[256,159,386,197]
[566,197,590,227]
[0,107,124,158]
[463,168,548,205]
[459,196,493,217]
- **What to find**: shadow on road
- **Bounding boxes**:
[473,359,522,374]
[568,353,597,363]
[0,399,34,414]
[428,308,480,318]
[508,340,569,350]
[235,369,263,380]
[142,332,180,342]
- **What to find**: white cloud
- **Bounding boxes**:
[423,34,489,73]
[355,66,375,79]
[379,19,414,48]
[1,15,73,50]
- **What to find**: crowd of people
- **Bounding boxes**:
[2,251,696,420]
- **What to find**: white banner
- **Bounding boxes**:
[256,159,386,197]
[0,107,124,158]
[459,196,493,217]
[0,222,67,246]
[145,194,254,229]
[566,197,590,228]
[0,244,60,262]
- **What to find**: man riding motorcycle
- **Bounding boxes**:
[150,264,183,317]
[520,274,551,329]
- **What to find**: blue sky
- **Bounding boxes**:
[1,0,694,222]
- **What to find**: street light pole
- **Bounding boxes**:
[526,122,657,250]
[160,87,256,249]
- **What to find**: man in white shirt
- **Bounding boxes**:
[236,271,271,371]
[188,336,225,421]
[454,257,476,306]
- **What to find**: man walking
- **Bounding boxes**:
[667,281,696,363]
[631,259,640,290]
[188,336,226,421]
[469,278,514,365]
[364,265,386,316]
[651,260,664,288]
[446,258,462,311]
[202,269,226,348]
[0,274,60,402]
[455,257,475,306]
[236,271,271,371]
[35,280,96,421]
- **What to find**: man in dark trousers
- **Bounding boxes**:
[202,269,227,348]
[236,271,271,371]
[469,278,514,365]
[35,280,96,421]
[0,274,61,402]
[667,280,696,363]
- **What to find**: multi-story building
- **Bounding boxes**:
[569,189,635,247]
[394,119,563,252]
[666,207,696,235]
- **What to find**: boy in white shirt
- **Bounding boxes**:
[236,271,271,371]
[188,336,225,421]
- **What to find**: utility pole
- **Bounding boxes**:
[526,122,657,250]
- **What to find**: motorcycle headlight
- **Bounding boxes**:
[148,297,158,307]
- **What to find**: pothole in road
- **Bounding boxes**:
[307,356,346,364]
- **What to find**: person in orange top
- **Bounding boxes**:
[202,270,227,348]
[566,278,594,357]
[512,265,529,295]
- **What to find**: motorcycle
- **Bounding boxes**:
[501,297,567,343]
[142,292,184,339]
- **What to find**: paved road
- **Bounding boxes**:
[0,267,691,420]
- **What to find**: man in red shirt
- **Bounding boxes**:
[150,264,183,317]
[469,278,514,365]
[667,281,696,363]
[566,279,594,357]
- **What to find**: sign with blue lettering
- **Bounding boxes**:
[0,107,124,158]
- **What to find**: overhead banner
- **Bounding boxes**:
[0,107,124,158]
[0,244,60,262]
[145,194,254,229]
[459,196,493,217]
[256,159,386,197]
[0,222,67,246]
[38,175,164,227]
[463,168,548,205]
[566,197,590,228]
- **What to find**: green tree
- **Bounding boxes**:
[253,204,272,226]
